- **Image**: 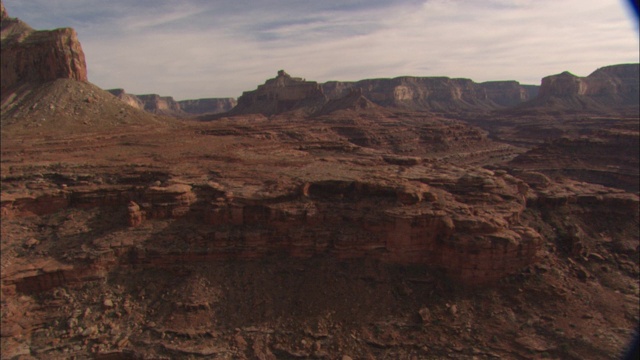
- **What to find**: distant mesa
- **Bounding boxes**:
[217,70,542,118]
[227,70,327,116]
[322,77,539,113]
[518,63,639,113]
[107,88,237,116]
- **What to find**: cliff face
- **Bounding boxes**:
[0,3,87,94]
[107,89,236,116]
[231,70,327,115]
[107,88,145,110]
[532,64,639,111]
[136,94,182,114]
[479,81,539,107]
[322,77,538,112]
[0,167,543,286]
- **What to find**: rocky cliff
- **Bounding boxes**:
[0,2,87,95]
[322,77,539,113]
[229,70,327,116]
[526,63,639,112]
[107,89,236,116]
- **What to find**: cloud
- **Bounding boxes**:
[3,0,638,99]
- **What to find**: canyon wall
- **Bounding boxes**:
[1,166,546,286]
[529,64,639,111]
[107,89,237,116]
[322,77,539,112]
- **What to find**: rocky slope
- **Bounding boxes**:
[0,3,87,96]
[1,115,637,359]
[0,2,171,136]
[0,2,638,358]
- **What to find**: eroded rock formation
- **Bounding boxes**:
[0,3,87,94]
[107,89,237,116]
[1,166,543,287]
[322,77,539,112]
[527,64,639,112]
[230,70,327,115]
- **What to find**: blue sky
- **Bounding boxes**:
[4,0,639,100]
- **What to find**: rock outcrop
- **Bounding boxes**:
[229,70,327,116]
[0,167,542,286]
[0,2,87,95]
[524,63,639,112]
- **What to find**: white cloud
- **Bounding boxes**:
[3,0,638,99]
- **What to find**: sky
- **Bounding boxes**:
[3,0,639,100]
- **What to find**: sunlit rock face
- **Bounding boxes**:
[1,5,87,93]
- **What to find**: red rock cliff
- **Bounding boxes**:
[0,2,87,93]
[231,70,327,115]
[533,64,639,111]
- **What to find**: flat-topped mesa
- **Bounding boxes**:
[230,70,327,115]
[0,3,87,93]
[321,77,538,112]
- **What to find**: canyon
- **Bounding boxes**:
[1,2,638,359]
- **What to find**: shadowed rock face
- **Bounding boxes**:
[0,4,87,94]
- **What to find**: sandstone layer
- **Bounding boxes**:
[178,97,237,115]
